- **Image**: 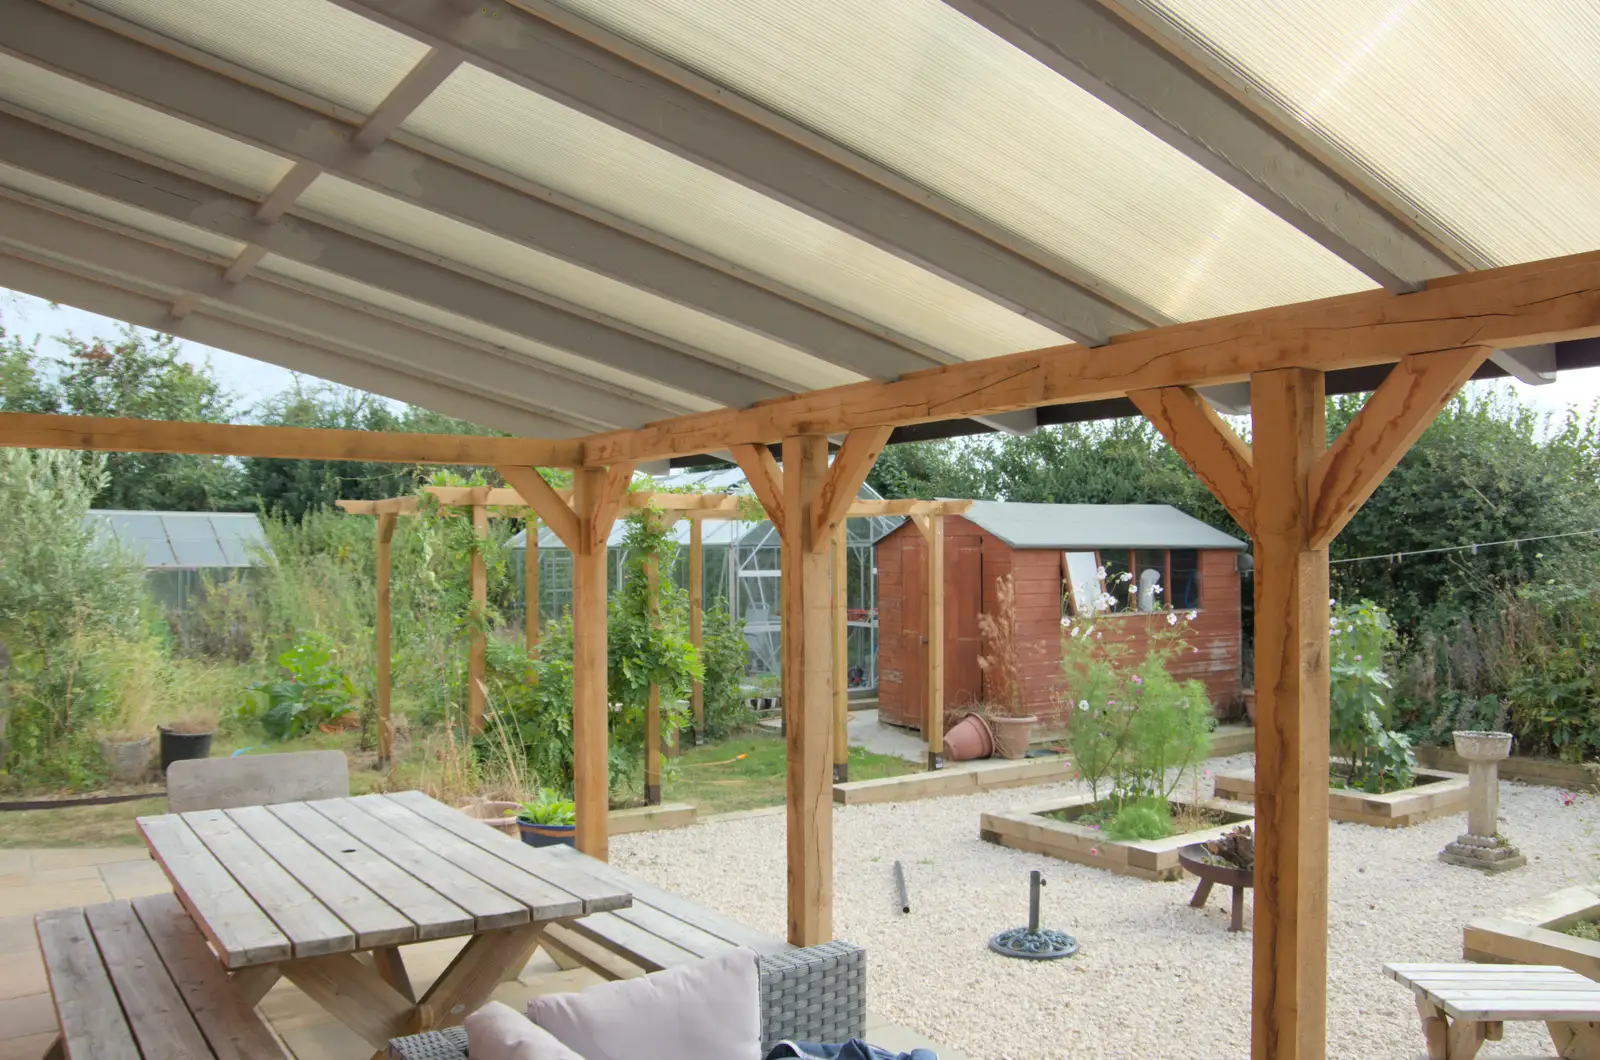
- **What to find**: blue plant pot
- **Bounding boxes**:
[517,818,576,848]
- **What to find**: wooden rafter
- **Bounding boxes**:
[1307,347,1491,548]
[729,444,786,529]
[495,465,580,552]
[810,426,893,551]
[0,411,582,466]
[1129,386,1255,535]
[581,250,1600,465]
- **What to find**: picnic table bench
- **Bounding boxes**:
[1386,962,1600,1059]
[36,892,288,1059]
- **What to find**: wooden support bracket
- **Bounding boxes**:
[497,465,580,552]
[1130,386,1255,535]
[810,426,893,551]
[730,443,786,530]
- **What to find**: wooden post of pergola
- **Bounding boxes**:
[1131,346,1490,1060]
[525,512,539,659]
[468,493,489,733]
[375,511,397,767]
[644,509,664,804]
[831,522,848,783]
[689,516,705,745]
[911,513,945,770]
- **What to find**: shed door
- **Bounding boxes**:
[900,534,926,730]
[946,536,983,710]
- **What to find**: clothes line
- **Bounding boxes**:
[1328,527,1600,566]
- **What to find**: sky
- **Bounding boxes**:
[6,288,1600,425]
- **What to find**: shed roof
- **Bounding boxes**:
[955,501,1246,552]
[0,0,1593,451]
[84,509,271,569]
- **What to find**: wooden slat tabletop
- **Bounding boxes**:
[138,791,631,968]
[1386,962,1600,1021]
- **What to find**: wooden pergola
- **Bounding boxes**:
[335,483,968,783]
[2,0,1598,1053]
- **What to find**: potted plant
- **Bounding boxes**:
[514,789,577,848]
[748,674,781,713]
[979,575,1036,758]
[457,799,522,837]
[158,711,217,774]
[99,726,155,783]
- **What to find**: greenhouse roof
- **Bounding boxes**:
[957,500,1247,551]
[84,509,272,569]
[0,0,1595,451]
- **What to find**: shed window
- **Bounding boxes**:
[1062,548,1202,617]
[1169,549,1201,611]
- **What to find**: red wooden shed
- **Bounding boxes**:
[877,501,1248,732]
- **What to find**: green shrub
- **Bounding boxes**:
[514,788,575,826]
[1330,601,1415,793]
[1104,797,1172,841]
[697,603,753,740]
[236,632,357,740]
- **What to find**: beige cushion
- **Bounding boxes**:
[467,1002,587,1060]
[526,948,761,1060]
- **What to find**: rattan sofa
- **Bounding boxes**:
[387,941,866,1059]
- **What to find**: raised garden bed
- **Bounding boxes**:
[1416,744,1600,792]
[1212,767,1466,828]
[979,795,1254,881]
[1465,883,1600,980]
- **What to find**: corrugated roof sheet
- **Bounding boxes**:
[84,510,272,569]
[955,501,1247,551]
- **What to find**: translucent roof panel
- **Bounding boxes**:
[84,0,428,116]
[1152,0,1600,267]
[0,162,247,262]
[402,65,1070,361]
[295,176,862,390]
[0,53,292,196]
[542,0,1377,321]
[255,254,720,415]
[84,511,270,569]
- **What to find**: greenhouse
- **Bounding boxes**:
[83,509,271,611]
[509,466,899,690]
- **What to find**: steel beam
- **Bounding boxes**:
[0,252,577,437]
[0,193,672,431]
[325,0,1161,343]
[2,0,963,382]
[941,0,1480,290]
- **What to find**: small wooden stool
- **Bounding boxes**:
[1385,962,1600,1059]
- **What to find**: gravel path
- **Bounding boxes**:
[612,753,1600,1060]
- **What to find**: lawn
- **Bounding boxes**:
[665,729,915,816]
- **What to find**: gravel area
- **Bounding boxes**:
[612,753,1600,1060]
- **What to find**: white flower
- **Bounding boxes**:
[1119,571,1134,583]
[1070,626,1081,638]
[1077,700,1090,712]
[1095,631,1103,640]
[1186,610,1198,621]
[1329,599,1336,607]
[1096,566,1107,579]
[1166,613,1178,626]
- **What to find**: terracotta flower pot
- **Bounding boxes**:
[458,800,521,837]
[990,715,1037,760]
[944,713,995,761]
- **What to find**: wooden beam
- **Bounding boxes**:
[581,250,1600,464]
[688,517,704,745]
[496,466,580,553]
[912,515,946,770]
[1307,347,1490,548]
[729,444,785,529]
[810,426,893,550]
[345,490,962,522]
[1130,386,1256,534]
[0,411,582,466]
[590,462,638,553]
[846,499,972,517]
[781,434,833,946]
[1249,367,1330,1060]
[468,502,488,734]
[832,522,849,784]
[375,512,397,767]
[570,468,610,861]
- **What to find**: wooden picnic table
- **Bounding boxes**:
[1386,962,1600,1059]
[136,790,631,1056]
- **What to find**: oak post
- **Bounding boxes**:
[524,513,539,659]
[1250,368,1330,1060]
[781,434,833,946]
[913,514,946,770]
[644,512,663,805]
[571,469,610,860]
[689,517,705,745]
[375,512,396,766]
[832,521,849,783]
[468,502,488,734]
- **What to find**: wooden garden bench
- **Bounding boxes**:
[35,892,288,1059]
[165,749,348,812]
[1386,962,1600,1059]
[535,845,791,978]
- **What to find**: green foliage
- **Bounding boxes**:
[697,603,754,740]
[1060,614,1213,807]
[514,788,575,826]
[237,632,357,741]
[486,633,575,794]
[1565,919,1600,943]
[1329,601,1415,793]
[1104,797,1173,841]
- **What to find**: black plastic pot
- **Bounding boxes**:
[158,726,214,774]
